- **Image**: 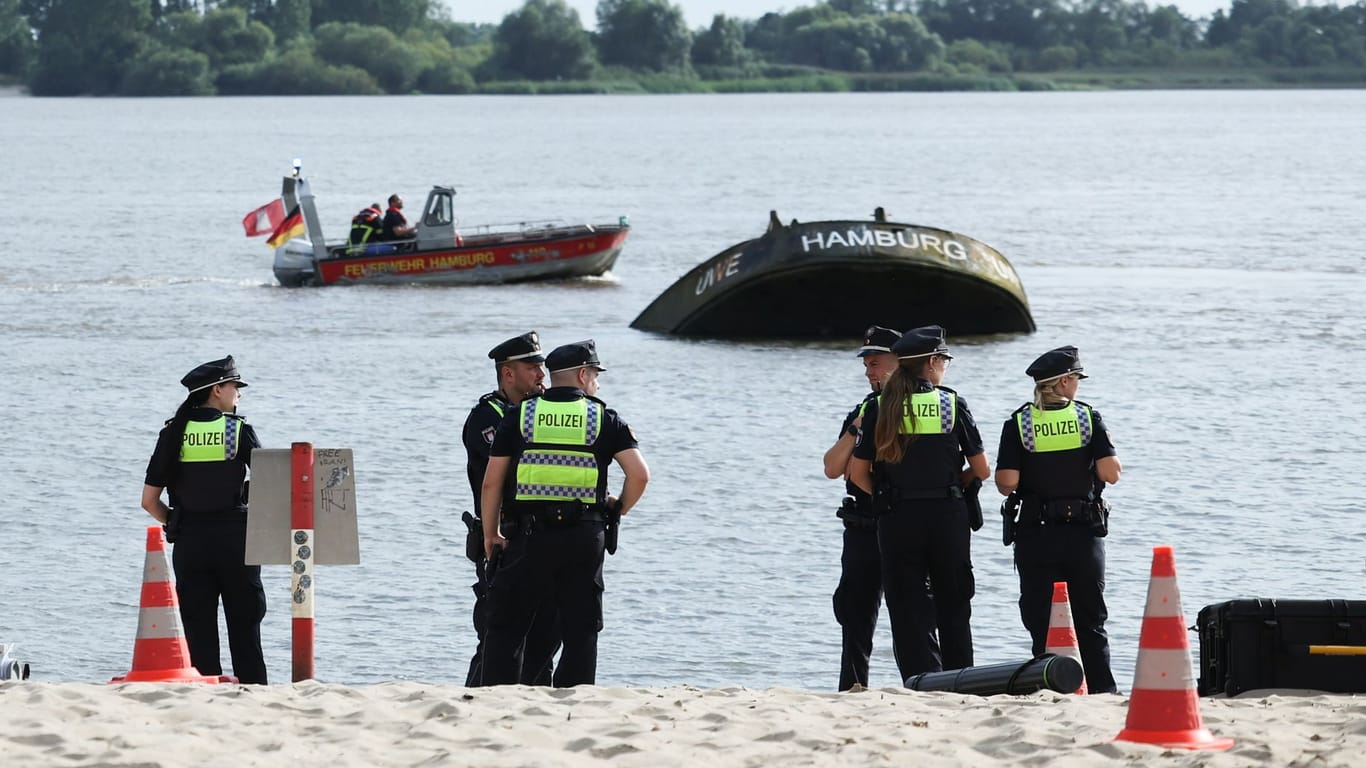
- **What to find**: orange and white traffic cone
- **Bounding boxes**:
[1044,581,1088,694]
[111,526,234,684]
[1115,545,1232,750]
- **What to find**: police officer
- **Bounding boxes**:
[140,355,267,684]
[821,325,906,690]
[849,326,989,680]
[480,340,649,687]
[995,346,1122,693]
[460,331,561,686]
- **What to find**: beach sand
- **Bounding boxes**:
[1,682,1362,767]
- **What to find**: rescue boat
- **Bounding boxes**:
[630,209,1035,338]
[271,167,629,288]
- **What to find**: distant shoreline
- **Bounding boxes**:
[3,68,1363,97]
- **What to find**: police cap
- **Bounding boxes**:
[181,355,248,393]
[892,325,953,360]
[857,325,902,357]
[1026,345,1088,382]
[546,340,606,373]
[488,331,544,365]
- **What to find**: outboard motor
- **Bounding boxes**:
[1,643,30,681]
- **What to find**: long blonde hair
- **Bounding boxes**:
[874,357,933,464]
[1033,377,1071,410]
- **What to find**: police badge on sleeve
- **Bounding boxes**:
[482,426,496,445]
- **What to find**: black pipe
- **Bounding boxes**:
[904,655,1084,695]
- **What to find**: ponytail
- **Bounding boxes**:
[1032,378,1071,410]
[874,357,934,464]
[165,389,212,481]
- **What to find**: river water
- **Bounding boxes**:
[2,91,1364,690]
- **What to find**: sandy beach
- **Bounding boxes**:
[1,682,1362,767]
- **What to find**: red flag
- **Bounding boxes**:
[243,199,286,237]
[266,206,306,248]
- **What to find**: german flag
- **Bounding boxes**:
[265,205,305,248]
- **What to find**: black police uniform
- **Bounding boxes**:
[460,331,560,687]
[143,356,267,684]
[481,341,638,687]
[853,327,983,679]
[831,325,897,691]
[996,346,1119,693]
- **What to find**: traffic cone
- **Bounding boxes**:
[1044,581,1088,694]
[1115,546,1232,750]
[111,526,234,684]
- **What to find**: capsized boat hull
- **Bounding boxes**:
[274,226,628,287]
[631,218,1034,338]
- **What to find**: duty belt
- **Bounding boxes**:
[515,502,606,531]
[891,485,964,502]
[1021,496,1093,525]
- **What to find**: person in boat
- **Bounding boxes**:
[849,326,990,680]
[480,340,650,687]
[823,325,930,690]
[380,193,415,242]
[140,355,267,684]
[460,331,562,686]
[348,202,383,251]
[994,346,1122,693]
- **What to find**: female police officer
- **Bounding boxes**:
[849,326,989,680]
[140,355,267,684]
[994,345,1122,693]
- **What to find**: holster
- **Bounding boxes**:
[835,496,877,530]
[461,511,483,564]
[1000,493,1020,546]
[1090,497,1110,538]
[964,477,984,532]
[604,500,622,555]
[163,508,182,544]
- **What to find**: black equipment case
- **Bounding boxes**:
[1196,599,1366,696]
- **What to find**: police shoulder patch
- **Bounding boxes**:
[628,426,638,442]
[481,426,496,445]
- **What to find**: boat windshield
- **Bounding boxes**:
[423,191,453,227]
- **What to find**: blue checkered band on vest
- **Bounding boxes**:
[937,389,953,432]
[1020,407,1037,453]
[520,400,537,442]
[1074,401,1091,444]
[519,453,598,468]
[224,417,239,461]
[514,482,597,501]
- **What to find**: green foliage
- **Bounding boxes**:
[945,38,1012,73]
[314,21,422,92]
[596,0,693,73]
[119,43,213,95]
[309,0,431,34]
[491,0,596,81]
[200,8,274,69]
[692,14,751,68]
[29,0,152,95]
[217,44,381,94]
[0,0,35,77]
[1034,44,1079,70]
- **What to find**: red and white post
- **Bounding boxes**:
[290,442,316,682]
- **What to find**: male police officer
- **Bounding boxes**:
[480,340,649,687]
[822,325,901,690]
[995,346,1122,693]
[461,331,560,686]
[141,355,267,684]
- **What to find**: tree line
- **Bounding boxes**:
[1,0,1364,96]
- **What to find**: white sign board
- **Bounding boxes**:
[246,447,360,565]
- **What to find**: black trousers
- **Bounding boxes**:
[833,524,881,690]
[1014,524,1117,693]
[482,521,605,687]
[171,522,267,684]
[466,558,562,686]
[878,498,974,681]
